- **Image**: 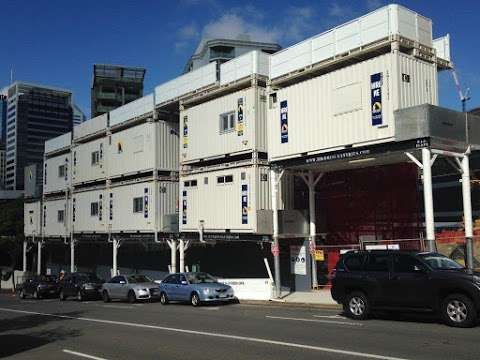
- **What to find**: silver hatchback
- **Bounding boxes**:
[101,274,161,303]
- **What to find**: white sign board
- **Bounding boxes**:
[290,245,307,275]
[365,244,400,250]
[218,278,273,301]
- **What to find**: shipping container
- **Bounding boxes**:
[43,198,69,238]
[72,188,107,234]
[433,34,451,63]
[269,4,433,80]
[181,87,267,164]
[43,153,71,194]
[44,132,71,155]
[180,165,272,234]
[108,180,178,233]
[154,62,217,106]
[219,51,269,85]
[268,52,438,162]
[72,137,107,185]
[24,201,42,237]
[107,121,179,179]
[109,94,154,128]
[73,114,108,140]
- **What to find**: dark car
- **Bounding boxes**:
[331,250,480,327]
[59,272,104,301]
[18,275,59,299]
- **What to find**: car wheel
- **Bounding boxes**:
[76,290,83,302]
[19,290,25,299]
[160,292,169,305]
[102,290,111,303]
[59,290,66,301]
[128,291,136,304]
[441,294,477,328]
[33,290,41,300]
[191,292,200,307]
[344,291,370,320]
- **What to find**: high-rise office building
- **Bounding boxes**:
[0,87,7,144]
[4,82,73,190]
[91,64,146,118]
[0,143,5,189]
[73,103,86,126]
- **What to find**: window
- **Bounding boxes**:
[133,197,143,213]
[364,254,390,272]
[225,175,233,183]
[57,210,65,223]
[91,151,100,166]
[90,202,99,216]
[217,175,234,184]
[184,180,197,187]
[58,165,66,178]
[219,111,235,133]
[204,177,208,185]
[217,176,225,184]
[393,254,425,273]
[344,253,366,271]
[109,276,124,284]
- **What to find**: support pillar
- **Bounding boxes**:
[37,241,42,275]
[112,238,119,277]
[307,171,323,289]
[23,240,27,272]
[271,168,283,298]
[168,239,177,273]
[461,153,474,269]
[70,239,76,273]
[421,148,436,252]
[179,239,185,273]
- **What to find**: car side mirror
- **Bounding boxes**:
[413,265,426,273]
[181,281,188,285]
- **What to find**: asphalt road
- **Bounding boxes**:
[0,293,479,360]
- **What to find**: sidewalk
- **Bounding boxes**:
[240,289,341,310]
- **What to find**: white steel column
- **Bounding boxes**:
[112,238,118,277]
[421,148,436,252]
[168,239,177,273]
[70,239,76,273]
[271,168,283,299]
[307,172,323,289]
[461,153,474,269]
[23,240,28,272]
[179,239,185,273]
[36,241,42,275]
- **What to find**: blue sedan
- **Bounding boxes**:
[159,272,235,306]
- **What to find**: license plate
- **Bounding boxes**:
[219,294,227,298]
[49,290,56,294]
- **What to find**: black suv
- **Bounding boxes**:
[331,250,480,327]
[59,272,104,301]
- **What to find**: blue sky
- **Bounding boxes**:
[1,0,478,117]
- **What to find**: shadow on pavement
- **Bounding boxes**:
[0,311,83,358]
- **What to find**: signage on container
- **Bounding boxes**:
[280,100,288,143]
[370,73,383,126]
[183,116,188,149]
[241,184,248,224]
[72,198,76,223]
[290,245,307,275]
[99,194,103,221]
[144,188,149,219]
[182,190,187,225]
[237,98,244,136]
[109,193,113,221]
[314,249,324,261]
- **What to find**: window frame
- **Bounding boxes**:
[58,165,66,178]
[90,202,99,217]
[57,209,65,223]
[91,151,100,166]
[133,197,144,213]
[219,111,236,134]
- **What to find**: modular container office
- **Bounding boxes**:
[268,51,438,162]
[72,187,107,234]
[43,198,69,238]
[24,201,42,237]
[72,137,107,185]
[43,152,71,194]
[109,94,154,128]
[180,164,272,234]
[73,114,108,141]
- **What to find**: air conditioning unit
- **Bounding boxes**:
[278,210,309,236]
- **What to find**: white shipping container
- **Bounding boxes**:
[181,87,267,163]
[268,52,438,161]
[433,34,451,63]
[109,93,155,127]
[43,153,71,194]
[72,188,107,233]
[108,180,178,233]
[43,198,69,237]
[24,201,42,237]
[180,165,272,234]
[154,62,217,106]
[270,4,433,80]
[73,114,108,140]
[220,51,269,85]
[44,132,71,155]
[107,121,179,179]
[72,137,107,185]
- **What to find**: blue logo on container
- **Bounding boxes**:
[182,190,187,225]
[371,73,383,126]
[280,100,288,143]
[241,184,248,224]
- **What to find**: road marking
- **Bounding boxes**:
[266,315,362,326]
[99,305,135,310]
[313,314,347,320]
[0,307,409,360]
[203,307,220,311]
[63,349,108,360]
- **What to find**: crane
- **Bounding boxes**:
[451,66,471,112]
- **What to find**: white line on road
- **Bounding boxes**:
[266,315,362,326]
[62,349,108,360]
[203,307,220,311]
[313,314,348,320]
[0,307,409,360]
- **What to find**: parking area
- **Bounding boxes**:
[1,293,480,360]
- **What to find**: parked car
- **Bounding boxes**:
[18,275,59,299]
[101,274,160,303]
[159,272,235,306]
[331,250,480,327]
[59,272,104,301]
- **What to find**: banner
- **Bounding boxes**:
[280,100,288,143]
[371,73,383,126]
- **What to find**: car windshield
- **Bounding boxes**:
[417,253,465,270]
[78,273,101,282]
[127,275,151,283]
[186,273,217,284]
